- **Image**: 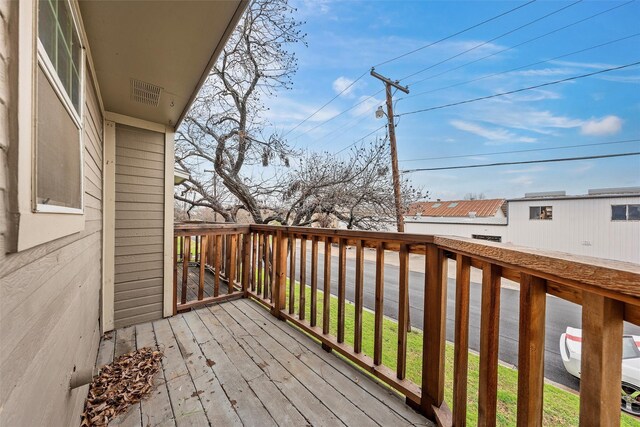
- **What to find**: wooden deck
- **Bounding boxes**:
[176,264,233,304]
[96,298,431,426]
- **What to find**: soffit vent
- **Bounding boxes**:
[130,79,163,106]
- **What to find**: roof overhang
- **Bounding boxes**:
[174,166,190,185]
[79,0,248,128]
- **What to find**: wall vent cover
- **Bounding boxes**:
[130,79,163,106]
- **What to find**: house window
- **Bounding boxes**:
[612,204,640,221]
[36,0,84,211]
[529,206,552,220]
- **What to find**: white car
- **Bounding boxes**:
[560,326,640,416]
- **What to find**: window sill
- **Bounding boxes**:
[16,212,85,251]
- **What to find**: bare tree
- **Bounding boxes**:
[274,140,425,229]
[175,0,305,223]
[174,0,425,230]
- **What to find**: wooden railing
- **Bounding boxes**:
[173,224,251,312]
[174,223,640,426]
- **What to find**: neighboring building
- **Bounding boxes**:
[507,188,640,263]
[405,199,508,242]
[405,188,640,263]
[0,1,247,425]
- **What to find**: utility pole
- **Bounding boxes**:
[370,67,409,233]
[371,68,412,332]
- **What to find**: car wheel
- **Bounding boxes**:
[621,382,640,416]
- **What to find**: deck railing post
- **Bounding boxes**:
[272,230,288,318]
[420,244,448,419]
[242,232,251,297]
[579,292,623,426]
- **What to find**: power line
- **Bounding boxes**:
[291,90,384,143]
[287,0,539,143]
[399,139,640,162]
[373,0,537,67]
[403,0,636,89]
[400,32,639,101]
[402,152,640,173]
[283,70,368,138]
[399,0,583,82]
[398,61,640,117]
[335,125,387,155]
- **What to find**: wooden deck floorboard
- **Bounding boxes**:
[176,264,233,304]
[94,298,431,427]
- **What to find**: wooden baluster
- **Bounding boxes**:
[579,292,623,426]
[264,233,271,300]
[289,235,297,315]
[272,231,288,317]
[198,235,207,300]
[310,236,318,327]
[173,235,178,315]
[397,244,409,379]
[453,254,471,427]
[374,241,385,365]
[214,234,222,297]
[516,274,546,427]
[225,235,231,281]
[337,238,347,343]
[354,239,364,354]
[251,232,257,292]
[209,231,214,268]
[323,237,332,335]
[478,263,501,427]
[181,235,190,304]
[420,244,448,419]
[228,234,237,294]
[299,237,307,321]
[257,233,264,296]
[236,236,242,283]
[270,233,277,300]
[242,233,251,296]
[194,235,199,263]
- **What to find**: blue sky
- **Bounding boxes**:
[263,0,640,200]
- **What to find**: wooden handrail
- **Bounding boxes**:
[173,223,640,426]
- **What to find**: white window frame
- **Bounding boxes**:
[35,0,85,214]
[14,0,86,251]
[611,204,640,222]
[529,205,553,220]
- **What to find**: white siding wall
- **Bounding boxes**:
[405,222,508,241]
[507,196,640,263]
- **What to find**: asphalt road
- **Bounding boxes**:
[290,246,640,391]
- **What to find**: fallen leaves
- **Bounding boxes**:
[81,347,163,426]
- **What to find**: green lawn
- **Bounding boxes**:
[279,280,639,426]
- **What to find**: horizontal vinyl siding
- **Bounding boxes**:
[114,125,165,329]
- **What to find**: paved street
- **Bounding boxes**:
[290,244,640,391]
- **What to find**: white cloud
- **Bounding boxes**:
[500,166,548,175]
[474,108,583,135]
[580,115,623,136]
[332,76,357,97]
[551,60,618,70]
[450,120,537,144]
[510,68,574,77]
[509,175,535,186]
[351,95,382,117]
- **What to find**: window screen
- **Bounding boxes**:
[38,0,82,115]
[36,66,81,209]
